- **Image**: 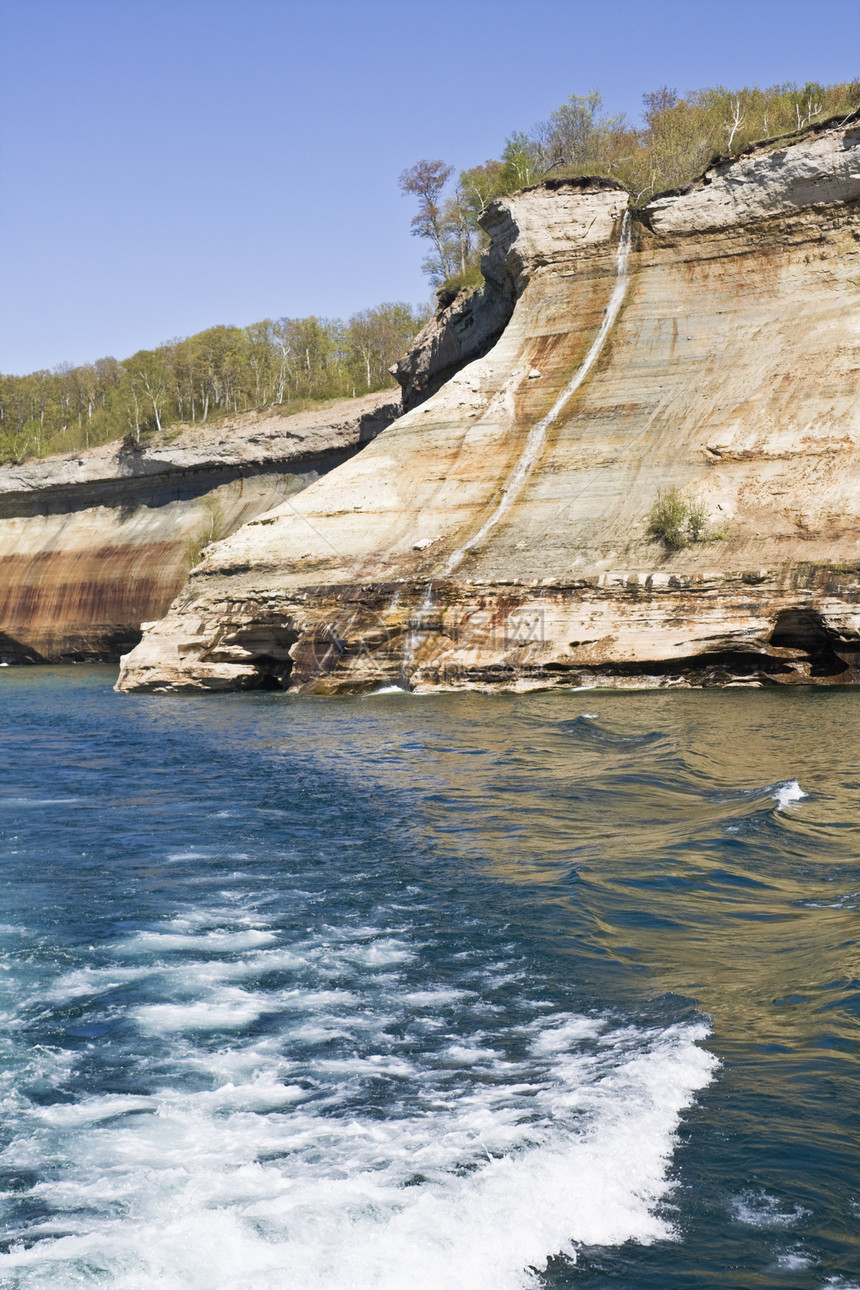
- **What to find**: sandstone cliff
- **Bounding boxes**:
[117,118,860,694]
[0,392,398,662]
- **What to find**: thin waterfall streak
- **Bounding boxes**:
[402,582,435,679]
[445,210,632,574]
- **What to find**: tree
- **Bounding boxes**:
[544,90,604,167]
[346,303,427,390]
[244,320,277,407]
[0,296,426,462]
[126,349,169,434]
[726,94,746,152]
[499,132,547,190]
[460,160,505,220]
[794,81,825,129]
[441,180,475,276]
[399,159,456,283]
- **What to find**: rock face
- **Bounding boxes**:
[117,120,860,694]
[391,281,512,411]
[0,392,399,662]
[391,175,628,411]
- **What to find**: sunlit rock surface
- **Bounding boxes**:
[117,119,860,694]
[0,392,398,661]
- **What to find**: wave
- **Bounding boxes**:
[772,779,808,811]
[0,910,716,1290]
[0,797,79,807]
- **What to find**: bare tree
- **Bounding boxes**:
[795,91,822,129]
[726,95,745,152]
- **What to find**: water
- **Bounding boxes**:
[446,209,632,573]
[1,669,859,1288]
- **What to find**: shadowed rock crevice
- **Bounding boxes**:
[0,630,46,666]
[392,285,512,412]
[768,607,860,679]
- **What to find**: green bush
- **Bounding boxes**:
[684,496,709,542]
[649,487,712,550]
[438,263,484,300]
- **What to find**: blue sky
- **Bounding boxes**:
[2,0,858,374]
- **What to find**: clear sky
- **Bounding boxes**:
[2,0,858,375]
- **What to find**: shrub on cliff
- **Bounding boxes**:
[649,488,710,550]
[436,264,484,303]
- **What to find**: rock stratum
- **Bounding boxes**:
[0,392,398,662]
[110,117,860,692]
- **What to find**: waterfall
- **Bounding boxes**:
[445,209,632,575]
[401,583,435,683]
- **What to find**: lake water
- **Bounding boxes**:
[0,667,858,1288]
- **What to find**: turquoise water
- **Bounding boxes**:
[0,668,859,1288]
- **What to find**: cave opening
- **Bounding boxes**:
[769,608,846,677]
[250,654,293,690]
[228,623,299,691]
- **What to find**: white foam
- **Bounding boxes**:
[531,1016,606,1053]
[774,1248,814,1270]
[403,989,470,1008]
[340,938,415,967]
[120,928,277,955]
[773,779,808,810]
[0,905,717,1290]
[443,1042,501,1066]
[38,1095,158,1127]
[134,988,267,1033]
[0,1009,715,1290]
[731,1188,809,1228]
[0,797,79,806]
[44,965,151,1004]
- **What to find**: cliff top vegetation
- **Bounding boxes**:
[399,78,860,288]
[0,302,427,465]
[7,78,858,467]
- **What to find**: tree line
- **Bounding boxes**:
[0,302,428,463]
[400,78,860,287]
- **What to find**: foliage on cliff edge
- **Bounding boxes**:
[400,78,859,291]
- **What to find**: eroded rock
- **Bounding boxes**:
[0,392,400,661]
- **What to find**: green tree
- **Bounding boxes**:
[347,303,427,390]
